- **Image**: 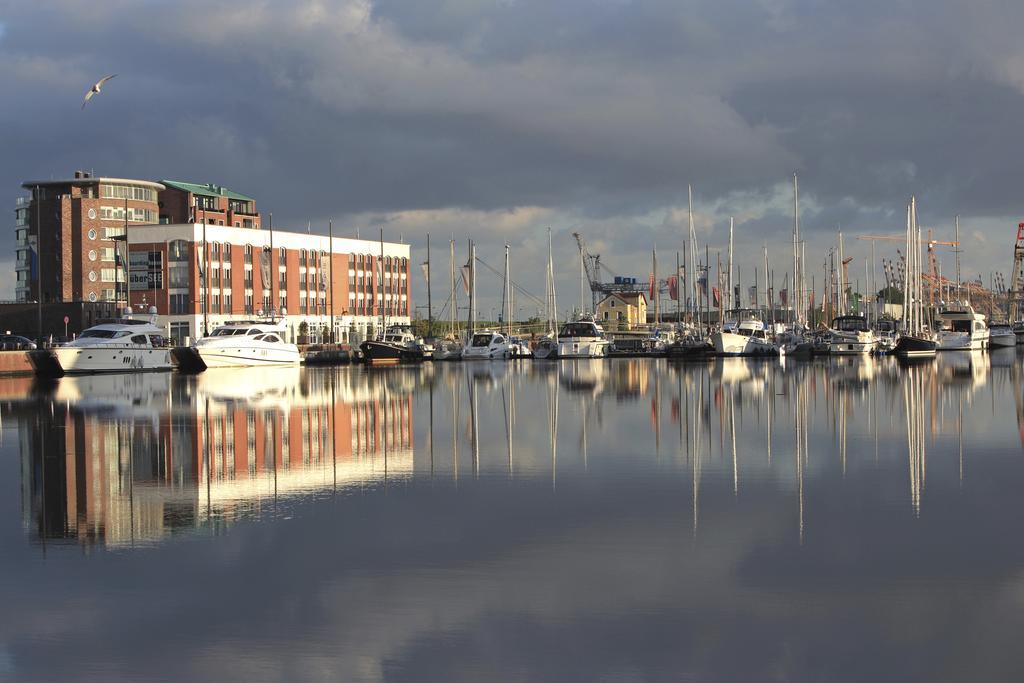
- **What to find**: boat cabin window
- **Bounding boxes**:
[131,335,148,345]
[263,334,281,344]
[471,333,492,347]
[247,328,261,335]
[79,329,118,339]
[834,317,868,332]
[559,323,600,338]
[149,335,167,347]
[494,335,505,344]
[951,320,972,333]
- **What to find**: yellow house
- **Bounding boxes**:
[596,291,647,329]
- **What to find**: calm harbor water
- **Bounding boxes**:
[2,352,1024,681]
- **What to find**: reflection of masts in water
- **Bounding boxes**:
[795,378,810,544]
[452,373,459,485]
[580,387,588,471]
[502,372,516,476]
[548,372,560,490]
[332,369,338,491]
[203,397,211,528]
[766,366,773,465]
[428,376,435,480]
[958,402,963,487]
[469,375,479,478]
[904,368,926,517]
[654,363,662,457]
[730,391,738,496]
[691,371,705,537]
[838,386,848,477]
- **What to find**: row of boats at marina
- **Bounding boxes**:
[360,302,1017,364]
[18,298,1020,379]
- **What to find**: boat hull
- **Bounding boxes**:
[989,332,1016,348]
[359,340,424,363]
[31,346,173,377]
[198,346,300,368]
[937,332,988,351]
[711,331,778,356]
[556,338,610,358]
[895,334,937,358]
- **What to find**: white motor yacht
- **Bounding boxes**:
[828,315,876,356]
[29,309,172,377]
[556,318,611,358]
[988,323,1016,348]
[463,330,512,360]
[173,319,299,371]
[710,310,778,356]
[937,305,989,351]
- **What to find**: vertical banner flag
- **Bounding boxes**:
[668,275,678,301]
[779,288,788,306]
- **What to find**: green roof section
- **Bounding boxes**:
[159,179,256,202]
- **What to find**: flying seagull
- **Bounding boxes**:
[82,74,117,109]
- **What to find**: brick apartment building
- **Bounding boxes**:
[16,172,164,304]
[14,171,410,342]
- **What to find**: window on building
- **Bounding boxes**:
[223,243,232,260]
[244,268,253,285]
[169,266,189,288]
[100,184,156,202]
[169,321,190,343]
[244,245,252,264]
[168,240,189,262]
[170,293,189,314]
[244,293,253,314]
[223,292,232,312]
[279,247,287,266]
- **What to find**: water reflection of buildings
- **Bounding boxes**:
[13,351,1018,549]
[20,368,414,548]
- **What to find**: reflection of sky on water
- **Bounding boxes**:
[1,354,1024,681]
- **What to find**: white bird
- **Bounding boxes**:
[82,74,117,109]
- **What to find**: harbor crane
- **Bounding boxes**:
[858,232,960,306]
[572,232,642,311]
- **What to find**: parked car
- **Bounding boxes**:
[0,335,37,350]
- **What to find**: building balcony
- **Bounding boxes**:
[15,197,30,208]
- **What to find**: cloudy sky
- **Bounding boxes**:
[2,0,1023,313]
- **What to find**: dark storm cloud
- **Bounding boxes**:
[1,0,1022,303]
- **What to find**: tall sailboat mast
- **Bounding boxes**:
[728,218,734,314]
[503,244,511,337]
[449,237,456,337]
[549,228,558,334]
[425,233,432,339]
